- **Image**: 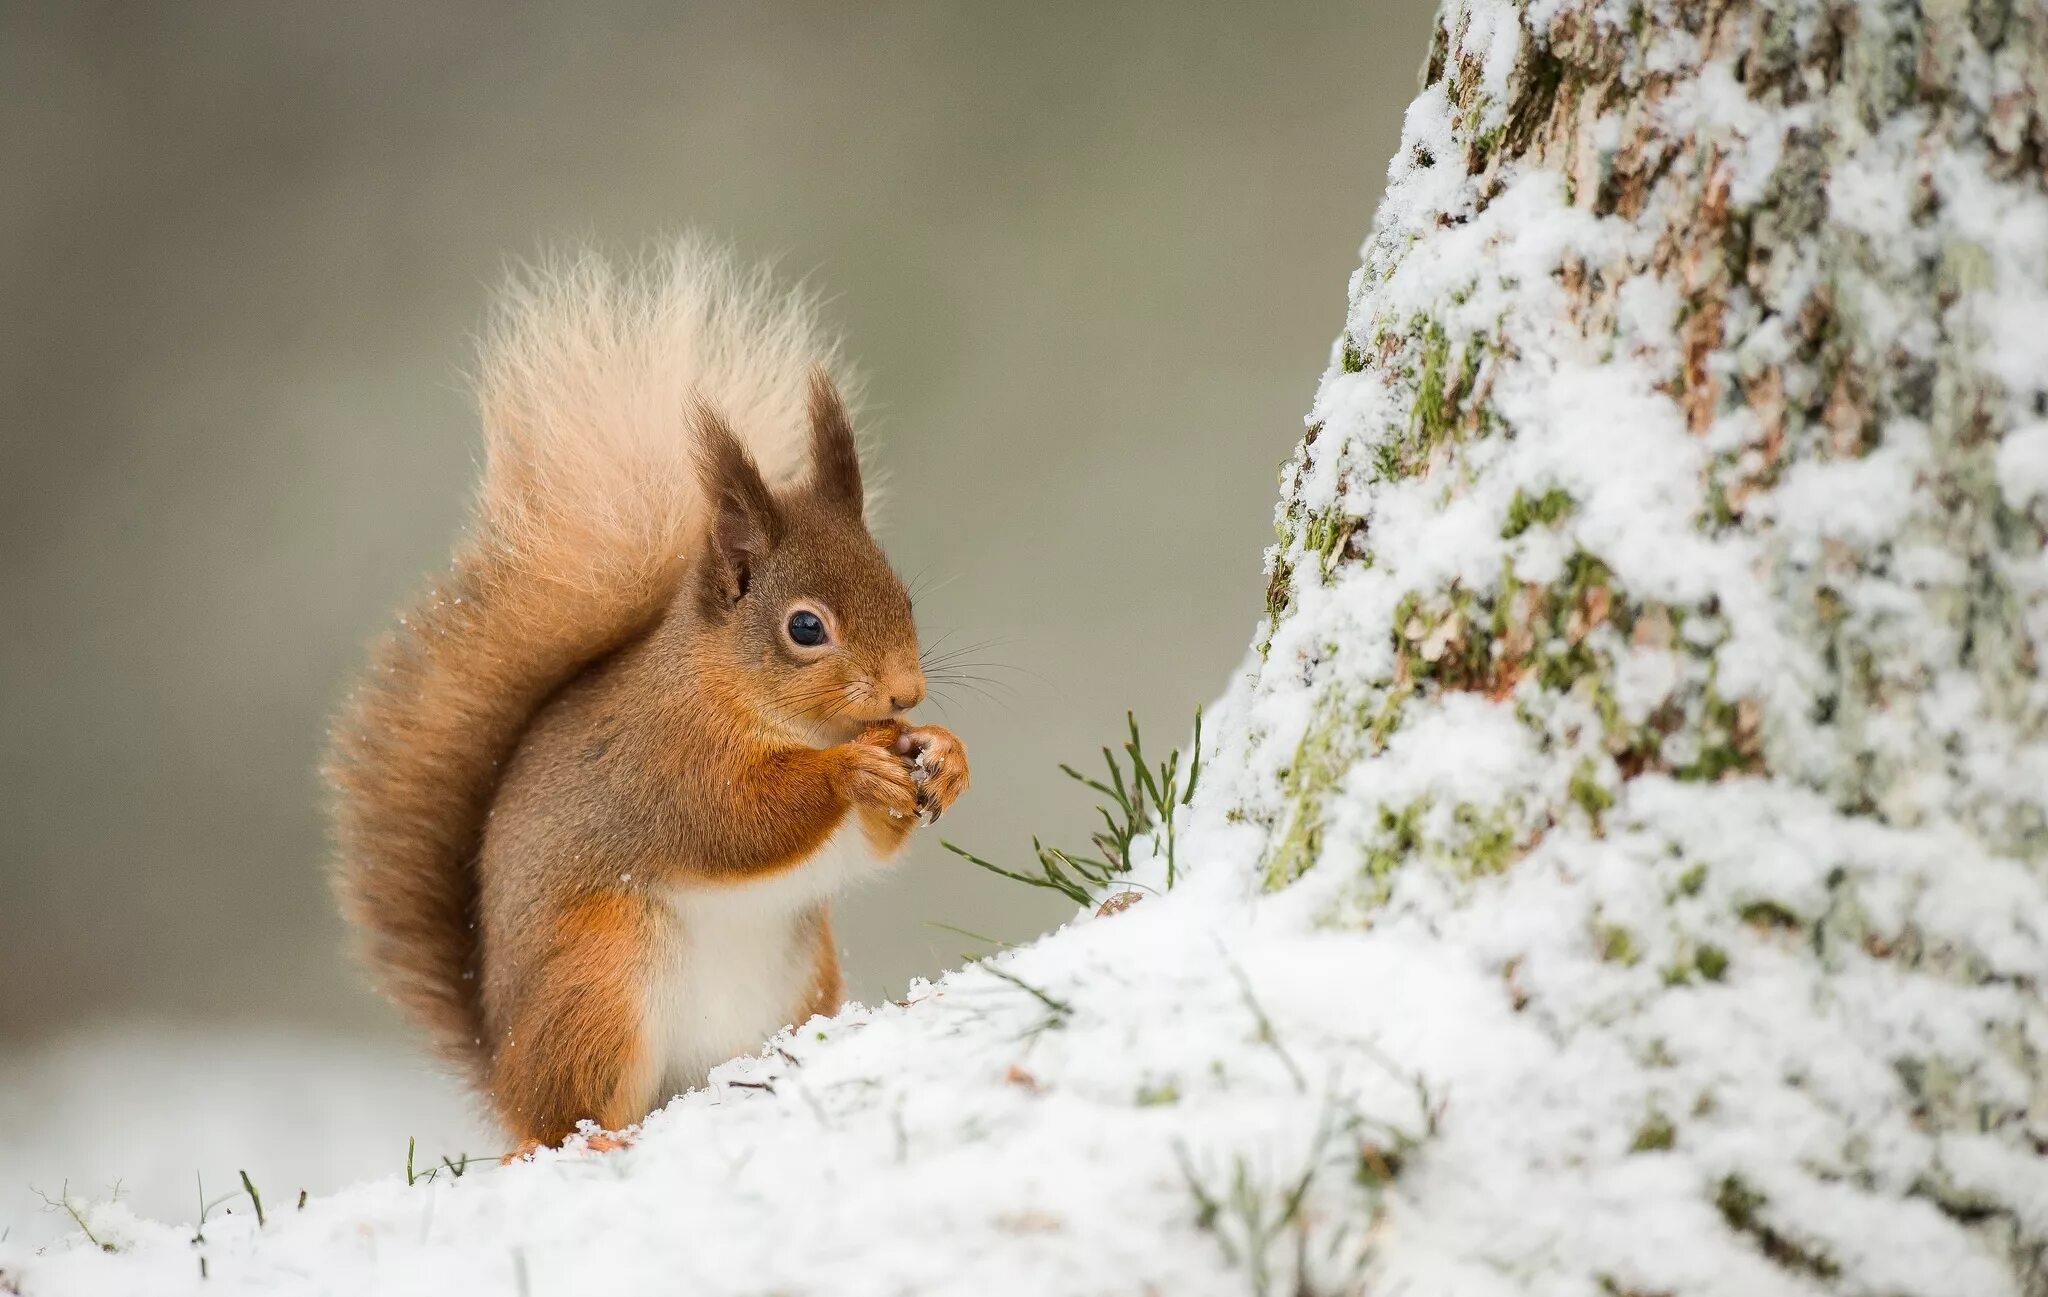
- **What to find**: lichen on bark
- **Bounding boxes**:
[1234,0,2048,1287]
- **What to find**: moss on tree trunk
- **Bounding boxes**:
[1234,0,2048,1286]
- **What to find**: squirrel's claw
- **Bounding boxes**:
[898,724,969,823]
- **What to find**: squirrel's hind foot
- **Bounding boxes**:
[502,1127,636,1164]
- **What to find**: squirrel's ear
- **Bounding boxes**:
[806,367,864,516]
[693,401,782,610]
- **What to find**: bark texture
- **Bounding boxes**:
[1229,0,2048,1289]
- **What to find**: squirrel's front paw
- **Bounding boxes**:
[895,725,970,823]
[840,725,921,821]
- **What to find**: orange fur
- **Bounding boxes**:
[326,240,852,1090]
[489,891,658,1145]
[326,241,971,1150]
[801,911,846,1023]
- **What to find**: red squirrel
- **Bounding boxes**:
[323,240,969,1154]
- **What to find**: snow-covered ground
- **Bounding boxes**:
[0,823,1456,1295]
[0,1026,488,1253]
[9,709,2041,1295]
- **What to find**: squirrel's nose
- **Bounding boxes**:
[887,677,926,713]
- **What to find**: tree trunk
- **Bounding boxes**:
[1227,0,2048,1288]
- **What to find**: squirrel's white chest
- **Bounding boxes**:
[639,822,873,1105]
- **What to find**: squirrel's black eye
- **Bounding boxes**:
[786,610,828,647]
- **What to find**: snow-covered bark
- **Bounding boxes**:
[8,0,2047,1294]
[1237,0,2048,1288]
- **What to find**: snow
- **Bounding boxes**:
[9,0,2048,1292]
[0,1026,487,1253]
[3,888,1448,1296]
[1999,422,2048,510]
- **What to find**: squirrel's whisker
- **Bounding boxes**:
[919,635,1014,667]
[917,628,962,660]
[907,571,965,606]
[923,670,1027,699]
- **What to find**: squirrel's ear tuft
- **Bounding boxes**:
[806,367,864,516]
[693,400,782,610]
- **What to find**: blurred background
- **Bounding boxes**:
[1,0,1431,1241]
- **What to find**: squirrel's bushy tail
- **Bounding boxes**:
[324,237,848,1088]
